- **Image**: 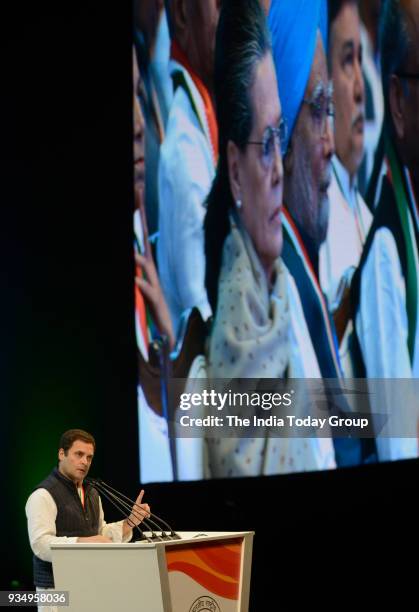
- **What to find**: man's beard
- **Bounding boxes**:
[289,147,330,251]
[317,186,330,246]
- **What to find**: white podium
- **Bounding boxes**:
[51,531,254,612]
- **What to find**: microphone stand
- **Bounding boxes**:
[92,478,180,540]
[86,479,151,542]
[86,478,180,541]
[90,480,166,541]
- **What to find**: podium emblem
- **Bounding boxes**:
[189,595,221,612]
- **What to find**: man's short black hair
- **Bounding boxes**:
[328,0,358,28]
[380,0,411,105]
[59,429,96,454]
[327,0,359,67]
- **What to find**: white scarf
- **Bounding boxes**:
[208,215,290,380]
[206,216,333,476]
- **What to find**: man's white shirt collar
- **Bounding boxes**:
[332,155,358,214]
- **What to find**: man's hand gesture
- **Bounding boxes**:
[123,490,151,536]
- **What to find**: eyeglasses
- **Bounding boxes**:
[247,118,288,169]
[302,82,335,137]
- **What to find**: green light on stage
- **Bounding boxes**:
[10,580,20,588]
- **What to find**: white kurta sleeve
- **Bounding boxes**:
[356,228,418,460]
[98,496,132,543]
[172,147,211,315]
[158,87,213,332]
[25,489,78,563]
[357,228,411,378]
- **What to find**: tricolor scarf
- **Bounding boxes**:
[134,209,151,360]
[384,136,419,362]
[281,207,342,378]
[170,40,218,167]
[281,209,371,466]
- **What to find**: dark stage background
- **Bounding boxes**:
[0,2,417,608]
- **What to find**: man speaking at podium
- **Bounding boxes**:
[25,429,150,610]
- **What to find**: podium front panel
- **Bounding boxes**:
[165,537,248,612]
[52,544,166,612]
[51,532,253,612]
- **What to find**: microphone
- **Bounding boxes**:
[90,478,180,540]
[86,478,180,541]
[88,479,165,541]
[94,478,180,540]
[85,478,152,542]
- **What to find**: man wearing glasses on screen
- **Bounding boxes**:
[352,0,419,461]
[268,0,376,466]
[269,0,337,380]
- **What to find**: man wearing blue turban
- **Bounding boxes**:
[268,0,337,377]
[269,0,328,155]
[268,0,376,466]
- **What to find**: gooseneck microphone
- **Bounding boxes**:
[92,479,180,539]
[85,478,180,541]
[85,478,151,542]
[90,480,167,541]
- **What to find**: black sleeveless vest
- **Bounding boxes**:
[351,175,411,376]
[32,468,100,588]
